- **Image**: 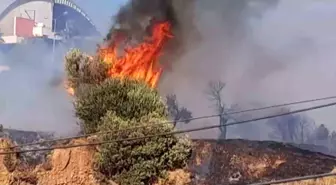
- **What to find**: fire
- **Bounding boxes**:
[99,22,173,88]
[64,82,74,96]
[67,87,74,96]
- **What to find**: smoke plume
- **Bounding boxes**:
[107,0,177,41]
[108,0,336,139]
[164,0,336,139]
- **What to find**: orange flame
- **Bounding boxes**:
[99,22,173,88]
[64,82,74,96]
[67,87,74,96]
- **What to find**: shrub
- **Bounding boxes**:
[74,78,167,133]
[95,111,192,185]
[1,139,17,172]
[67,49,192,184]
[64,49,109,92]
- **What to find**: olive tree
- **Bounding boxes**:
[67,49,192,184]
[65,49,109,95]
[95,112,191,185]
[74,78,167,133]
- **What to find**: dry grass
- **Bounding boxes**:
[278,169,336,185]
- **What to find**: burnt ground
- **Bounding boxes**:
[2,130,336,185]
[189,139,336,185]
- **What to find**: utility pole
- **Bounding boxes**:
[52,11,68,64]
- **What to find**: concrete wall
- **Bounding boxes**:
[1,35,24,43]
[0,1,53,36]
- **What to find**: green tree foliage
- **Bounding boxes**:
[67,49,192,184]
[74,78,167,133]
[95,112,191,185]
[65,49,109,93]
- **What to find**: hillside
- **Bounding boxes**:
[1,137,336,185]
[1,129,53,144]
[189,139,336,184]
[0,138,104,185]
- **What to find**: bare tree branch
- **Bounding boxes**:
[267,108,315,144]
[206,80,235,139]
[166,94,193,127]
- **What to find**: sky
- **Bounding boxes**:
[73,0,128,35]
[0,0,128,36]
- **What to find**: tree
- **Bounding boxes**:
[267,108,314,144]
[312,124,330,147]
[78,80,191,184]
[96,112,191,185]
[74,78,167,133]
[67,49,192,184]
[329,131,336,150]
[65,49,109,95]
[166,94,193,127]
[297,116,314,144]
[206,80,235,140]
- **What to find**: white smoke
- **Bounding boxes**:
[160,0,336,139]
[0,40,79,136]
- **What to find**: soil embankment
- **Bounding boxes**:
[1,138,336,185]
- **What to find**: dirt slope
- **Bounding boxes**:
[0,138,109,185]
[1,138,336,185]
[0,138,13,184]
[189,139,336,184]
[36,139,99,185]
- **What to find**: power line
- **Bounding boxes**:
[3,95,336,150]
[175,95,336,122]
[1,101,335,155]
[250,172,336,185]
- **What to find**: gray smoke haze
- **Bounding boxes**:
[3,0,336,140]
[0,40,89,136]
[159,0,336,139]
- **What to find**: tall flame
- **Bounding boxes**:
[99,22,173,88]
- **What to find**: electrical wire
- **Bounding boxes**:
[250,172,336,185]
[1,101,335,154]
[3,95,336,149]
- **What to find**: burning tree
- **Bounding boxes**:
[65,49,109,96]
[64,4,192,184]
[74,78,167,134]
[99,22,172,88]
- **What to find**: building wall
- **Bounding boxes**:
[0,1,53,36]
[15,17,35,37]
[1,35,24,43]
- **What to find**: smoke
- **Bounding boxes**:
[107,0,177,41]
[0,40,80,136]
[104,0,336,139]
[157,0,336,139]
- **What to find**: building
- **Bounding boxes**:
[0,0,99,43]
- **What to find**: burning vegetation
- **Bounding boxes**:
[99,21,173,88]
[62,2,194,184]
[65,1,182,93]
[5,0,336,184]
